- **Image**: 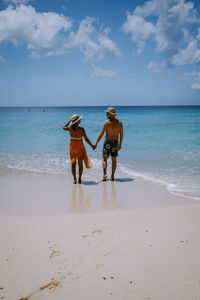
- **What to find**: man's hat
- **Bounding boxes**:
[105,107,117,115]
[70,114,82,125]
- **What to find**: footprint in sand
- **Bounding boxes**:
[50,250,62,259]
[0,287,4,298]
[18,278,62,300]
[180,238,189,243]
[82,227,105,238]
[92,229,103,234]
[102,276,114,280]
[104,250,113,257]
[82,234,88,238]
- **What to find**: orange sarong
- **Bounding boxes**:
[69,140,92,169]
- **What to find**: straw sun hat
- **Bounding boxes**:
[105,107,117,115]
[70,114,82,125]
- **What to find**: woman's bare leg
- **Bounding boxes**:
[78,157,83,183]
[71,161,77,184]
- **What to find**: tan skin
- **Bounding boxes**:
[94,112,123,181]
[63,120,94,184]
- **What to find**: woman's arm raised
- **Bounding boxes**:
[63,120,71,131]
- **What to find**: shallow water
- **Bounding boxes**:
[0,106,200,200]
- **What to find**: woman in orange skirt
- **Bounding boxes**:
[63,114,94,184]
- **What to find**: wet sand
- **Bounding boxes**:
[0,168,200,299]
[0,167,191,216]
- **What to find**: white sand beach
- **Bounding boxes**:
[0,168,200,300]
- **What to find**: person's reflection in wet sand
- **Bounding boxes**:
[102,182,107,207]
[71,184,92,212]
[102,181,119,210]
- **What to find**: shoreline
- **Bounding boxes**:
[0,154,199,202]
[0,166,194,217]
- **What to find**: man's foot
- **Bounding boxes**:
[111,175,114,181]
[103,175,107,181]
[73,179,77,184]
[78,178,82,184]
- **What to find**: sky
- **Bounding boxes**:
[0,0,200,106]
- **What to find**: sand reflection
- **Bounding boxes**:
[102,181,119,210]
[71,184,92,212]
[70,180,120,212]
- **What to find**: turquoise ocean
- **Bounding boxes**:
[0,106,200,201]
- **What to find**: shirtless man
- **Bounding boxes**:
[94,107,123,181]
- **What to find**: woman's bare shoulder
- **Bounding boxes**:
[76,126,85,135]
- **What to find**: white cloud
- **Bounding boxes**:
[183,70,200,81]
[98,35,121,58]
[0,56,6,63]
[122,0,199,63]
[191,82,200,90]
[66,17,121,60]
[134,0,156,16]
[171,40,200,65]
[0,5,121,60]
[147,60,165,73]
[67,17,98,58]
[122,14,156,53]
[91,67,116,78]
[182,70,200,91]
[0,5,72,57]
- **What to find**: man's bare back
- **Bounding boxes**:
[95,115,123,149]
[104,118,123,140]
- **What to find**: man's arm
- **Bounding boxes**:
[82,128,94,149]
[118,121,123,150]
[63,120,71,131]
[94,123,106,148]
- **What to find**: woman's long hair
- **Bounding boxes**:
[71,123,78,131]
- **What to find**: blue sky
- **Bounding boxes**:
[0,0,200,106]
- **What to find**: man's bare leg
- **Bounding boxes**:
[71,161,77,184]
[102,155,108,181]
[111,156,117,181]
[78,157,83,184]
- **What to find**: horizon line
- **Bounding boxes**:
[1,105,200,108]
